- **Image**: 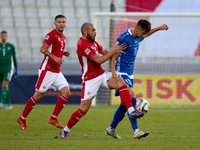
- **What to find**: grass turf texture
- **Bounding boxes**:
[0,105,200,150]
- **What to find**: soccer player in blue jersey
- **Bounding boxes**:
[105,19,169,139]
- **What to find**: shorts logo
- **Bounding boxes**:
[129,44,132,48]
[44,35,50,40]
[87,91,91,95]
[42,86,46,89]
[84,48,91,55]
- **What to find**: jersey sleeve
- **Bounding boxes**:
[116,36,125,46]
[97,43,103,52]
[116,31,128,46]
[43,32,54,46]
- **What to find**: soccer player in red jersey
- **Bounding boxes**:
[59,22,144,139]
[17,15,71,129]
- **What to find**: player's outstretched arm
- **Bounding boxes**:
[145,24,169,37]
[90,43,126,65]
[40,42,64,64]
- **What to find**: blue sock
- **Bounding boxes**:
[127,112,138,131]
[132,97,137,109]
[128,98,138,131]
[110,105,127,129]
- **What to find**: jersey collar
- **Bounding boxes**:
[128,28,133,35]
[54,29,63,37]
[80,37,95,43]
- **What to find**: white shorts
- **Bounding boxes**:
[35,70,69,93]
[81,71,111,101]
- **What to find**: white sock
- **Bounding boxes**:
[127,107,135,115]
[108,126,115,131]
[63,126,70,132]
[134,128,140,134]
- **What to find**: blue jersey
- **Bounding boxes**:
[115,28,144,76]
[115,29,144,96]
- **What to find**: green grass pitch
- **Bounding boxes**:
[0,105,200,150]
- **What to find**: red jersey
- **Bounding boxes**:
[77,38,105,82]
[39,29,66,73]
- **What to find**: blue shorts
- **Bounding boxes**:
[115,74,134,96]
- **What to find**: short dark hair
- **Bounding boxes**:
[136,19,151,33]
[1,30,7,35]
[55,14,66,21]
[81,22,93,35]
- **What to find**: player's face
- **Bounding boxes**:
[136,27,148,38]
[54,18,66,33]
[0,33,8,43]
[86,25,96,42]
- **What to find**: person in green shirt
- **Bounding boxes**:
[0,31,19,109]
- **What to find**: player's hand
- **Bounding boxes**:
[63,51,70,57]
[113,42,127,54]
[14,68,19,78]
[160,24,169,30]
[111,71,119,83]
[54,57,64,64]
[111,76,120,84]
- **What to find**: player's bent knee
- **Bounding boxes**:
[117,78,126,89]
[80,107,89,114]
[2,81,9,87]
[62,91,71,99]
[60,87,71,99]
[82,109,88,114]
[130,93,135,98]
[67,91,71,98]
[80,101,92,113]
[107,77,126,90]
[33,92,44,102]
[80,103,90,113]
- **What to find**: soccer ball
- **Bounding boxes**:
[136,98,150,113]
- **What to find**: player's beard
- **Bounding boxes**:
[1,39,6,43]
[87,33,95,42]
[58,29,64,33]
